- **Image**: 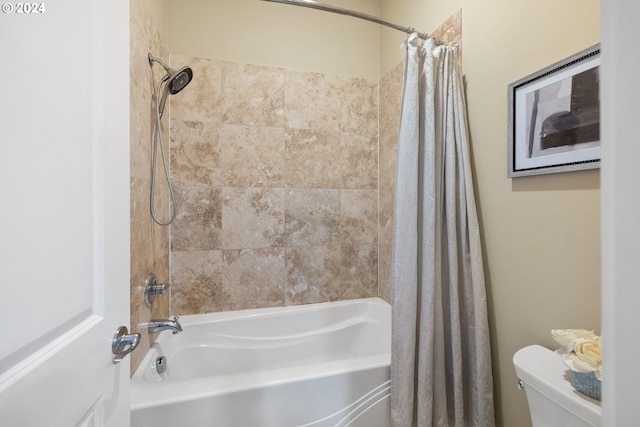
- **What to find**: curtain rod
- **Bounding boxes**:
[259,0,429,40]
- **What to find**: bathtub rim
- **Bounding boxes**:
[171,296,389,326]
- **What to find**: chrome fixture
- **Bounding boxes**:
[143,272,168,307]
[155,356,167,374]
[148,53,194,226]
[260,0,429,39]
[140,317,183,334]
[112,326,141,364]
[148,53,193,119]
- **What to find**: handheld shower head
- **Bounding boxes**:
[148,53,193,118]
[148,53,195,226]
[167,66,193,94]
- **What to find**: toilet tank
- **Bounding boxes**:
[513,345,601,427]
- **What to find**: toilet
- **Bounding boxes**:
[513,345,602,427]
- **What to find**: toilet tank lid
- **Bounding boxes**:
[514,345,601,426]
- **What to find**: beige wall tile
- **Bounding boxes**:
[222,187,285,249]
[144,179,172,229]
[341,189,379,246]
[171,185,222,251]
[130,178,153,287]
[130,0,153,90]
[169,55,221,123]
[221,62,285,127]
[428,8,462,50]
[285,246,341,305]
[377,63,404,304]
[171,250,224,315]
[130,81,152,180]
[148,113,172,201]
[340,244,378,300]
[377,188,395,303]
[222,248,285,310]
[379,131,398,190]
[221,124,285,187]
[341,133,378,189]
[379,63,403,190]
[129,283,150,371]
[285,70,342,131]
[170,119,222,186]
[285,128,342,188]
[340,78,379,135]
[133,177,170,282]
[284,188,340,246]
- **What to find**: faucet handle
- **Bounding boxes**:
[144,273,169,307]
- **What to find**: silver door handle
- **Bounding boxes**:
[112,326,141,364]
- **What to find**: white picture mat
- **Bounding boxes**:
[514,56,601,170]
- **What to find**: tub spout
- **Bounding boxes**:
[141,316,183,334]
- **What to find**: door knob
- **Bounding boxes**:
[112,326,141,364]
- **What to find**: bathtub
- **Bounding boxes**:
[130,297,391,427]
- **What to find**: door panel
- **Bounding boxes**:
[0,1,130,425]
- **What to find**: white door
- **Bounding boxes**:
[0,1,131,426]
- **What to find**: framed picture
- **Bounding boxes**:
[508,44,601,177]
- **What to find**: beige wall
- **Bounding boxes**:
[165,0,381,81]
[380,1,600,426]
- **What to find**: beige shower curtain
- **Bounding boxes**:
[391,34,495,427]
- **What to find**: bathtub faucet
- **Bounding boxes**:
[141,316,183,334]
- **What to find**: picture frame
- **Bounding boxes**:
[507,44,601,177]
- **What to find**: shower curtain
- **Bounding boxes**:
[390,34,495,427]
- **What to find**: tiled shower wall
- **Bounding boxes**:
[128,0,460,372]
[377,62,404,303]
[129,0,171,371]
[168,56,381,314]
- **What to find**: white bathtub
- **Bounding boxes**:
[130,297,391,427]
